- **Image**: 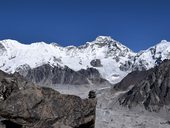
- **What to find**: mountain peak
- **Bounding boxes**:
[0,39,25,50]
[95,36,114,43]
[155,40,170,47]
[86,36,119,47]
[50,42,61,47]
[160,40,168,44]
[0,39,21,45]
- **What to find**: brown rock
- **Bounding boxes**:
[0,70,96,128]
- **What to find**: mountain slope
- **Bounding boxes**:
[118,59,170,112]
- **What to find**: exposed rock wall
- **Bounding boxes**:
[18,64,109,86]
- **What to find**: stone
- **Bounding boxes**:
[88,90,96,99]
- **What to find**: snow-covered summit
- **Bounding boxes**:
[0,37,170,83]
[133,40,170,70]
[89,36,115,44]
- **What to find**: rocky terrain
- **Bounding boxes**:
[95,59,170,128]
[118,59,170,112]
[94,60,170,128]
[0,70,96,128]
[95,88,170,128]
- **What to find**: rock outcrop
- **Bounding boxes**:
[0,70,96,128]
[90,59,102,67]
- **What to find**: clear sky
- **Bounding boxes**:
[0,0,170,51]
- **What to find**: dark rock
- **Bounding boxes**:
[118,59,170,111]
[114,69,153,91]
[0,44,6,56]
[132,59,148,71]
[15,64,31,77]
[78,68,109,85]
[1,120,22,128]
[22,64,89,85]
[17,64,109,85]
[160,120,170,125]
[0,70,96,128]
[88,91,96,99]
[90,59,102,67]
[119,61,133,71]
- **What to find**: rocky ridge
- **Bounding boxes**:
[117,59,170,113]
[17,64,109,86]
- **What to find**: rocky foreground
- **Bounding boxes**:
[0,71,96,128]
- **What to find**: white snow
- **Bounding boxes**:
[0,37,170,83]
[0,36,136,83]
[134,40,170,69]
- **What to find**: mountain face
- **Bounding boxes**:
[0,36,170,85]
[18,64,109,85]
[117,59,170,112]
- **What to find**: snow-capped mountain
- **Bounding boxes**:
[0,36,170,84]
[133,40,170,70]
